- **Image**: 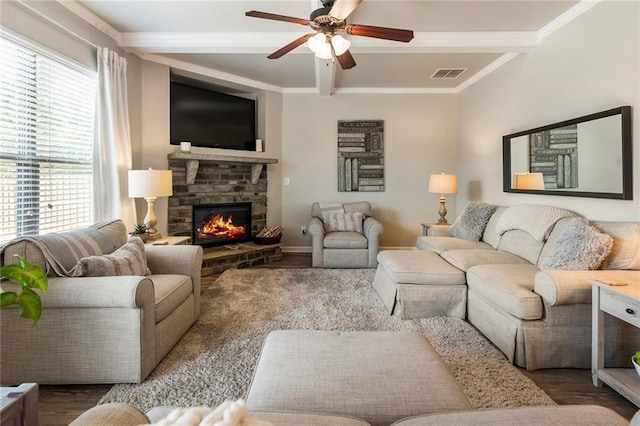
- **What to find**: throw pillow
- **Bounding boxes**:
[71,236,152,277]
[539,218,613,270]
[321,211,364,233]
[449,202,498,241]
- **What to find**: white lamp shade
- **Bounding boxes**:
[331,34,351,56]
[128,169,173,198]
[513,172,545,190]
[308,33,331,59]
[428,173,458,194]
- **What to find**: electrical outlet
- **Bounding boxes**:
[301,225,307,235]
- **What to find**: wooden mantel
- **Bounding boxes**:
[167,152,278,185]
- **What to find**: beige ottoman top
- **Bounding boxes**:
[246,330,471,426]
[377,250,466,285]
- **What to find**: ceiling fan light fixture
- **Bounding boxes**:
[308,33,333,59]
[331,34,351,56]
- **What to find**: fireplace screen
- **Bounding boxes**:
[192,202,252,247]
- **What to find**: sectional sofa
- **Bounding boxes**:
[373,203,640,370]
[0,219,203,384]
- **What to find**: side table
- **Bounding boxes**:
[590,279,640,407]
[145,236,191,246]
[1,383,38,426]
[421,222,451,237]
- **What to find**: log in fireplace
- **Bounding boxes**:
[192,202,252,247]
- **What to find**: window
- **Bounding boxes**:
[0,32,97,243]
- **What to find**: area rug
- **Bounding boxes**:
[99,268,555,411]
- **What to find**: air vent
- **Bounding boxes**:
[430,68,467,79]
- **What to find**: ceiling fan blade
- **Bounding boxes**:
[267,33,314,59]
[245,10,310,26]
[336,49,357,70]
[329,0,363,20]
[346,24,414,42]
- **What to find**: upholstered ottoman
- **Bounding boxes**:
[372,250,467,319]
[245,330,471,426]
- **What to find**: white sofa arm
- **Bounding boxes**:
[308,217,325,268]
[0,276,155,310]
[145,244,203,317]
[363,216,384,240]
[534,270,640,306]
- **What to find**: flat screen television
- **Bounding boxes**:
[170,80,256,151]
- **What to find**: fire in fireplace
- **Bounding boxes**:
[192,202,252,247]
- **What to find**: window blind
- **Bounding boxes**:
[0,34,97,243]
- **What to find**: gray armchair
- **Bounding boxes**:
[308,201,384,268]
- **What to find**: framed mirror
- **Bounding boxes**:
[503,106,632,200]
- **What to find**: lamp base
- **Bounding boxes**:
[437,196,448,224]
[146,228,163,241]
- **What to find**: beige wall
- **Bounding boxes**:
[281,93,458,248]
[457,0,640,221]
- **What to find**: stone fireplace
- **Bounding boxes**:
[167,152,282,276]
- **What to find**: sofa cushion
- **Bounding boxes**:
[390,405,629,426]
[481,206,506,249]
[150,274,193,323]
[416,236,493,254]
[449,202,497,241]
[324,232,368,249]
[592,220,640,270]
[441,249,530,272]
[322,211,364,233]
[538,218,613,270]
[70,236,151,277]
[466,264,542,320]
[497,230,544,264]
[147,407,371,425]
[376,250,466,285]
[70,403,149,425]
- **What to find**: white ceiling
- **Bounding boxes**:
[60,0,591,95]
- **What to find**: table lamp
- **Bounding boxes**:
[428,173,458,224]
[128,169,173,240]
[513,172,545,190]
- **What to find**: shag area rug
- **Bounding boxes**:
[99,268,555,411]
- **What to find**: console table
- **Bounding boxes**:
[590,279,640,407]
[145,236,191,246]
[1,383,38,426]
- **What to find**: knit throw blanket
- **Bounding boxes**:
[1,229,116,277]
[495,204,577,241]
[147,400,272,426]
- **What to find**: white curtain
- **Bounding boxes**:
[93,47,136,227]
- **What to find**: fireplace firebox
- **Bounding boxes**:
[192,202,252,247]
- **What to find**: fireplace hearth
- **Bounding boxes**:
[192,202,252,247]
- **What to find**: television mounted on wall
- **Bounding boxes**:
[170,79,256,151]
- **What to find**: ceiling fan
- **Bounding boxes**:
[245,0,414,70]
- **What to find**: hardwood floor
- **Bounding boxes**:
[37,253,638,424]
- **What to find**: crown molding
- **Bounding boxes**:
[454,52,520,93]
[55,0,121,42]
[141,53,284,93]
[538,0,602,41]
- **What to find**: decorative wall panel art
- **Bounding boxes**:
[529,124,578,189]
[337,120,384,192]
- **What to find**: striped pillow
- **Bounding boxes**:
[321,212,364,233]
[71,236,151,277]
